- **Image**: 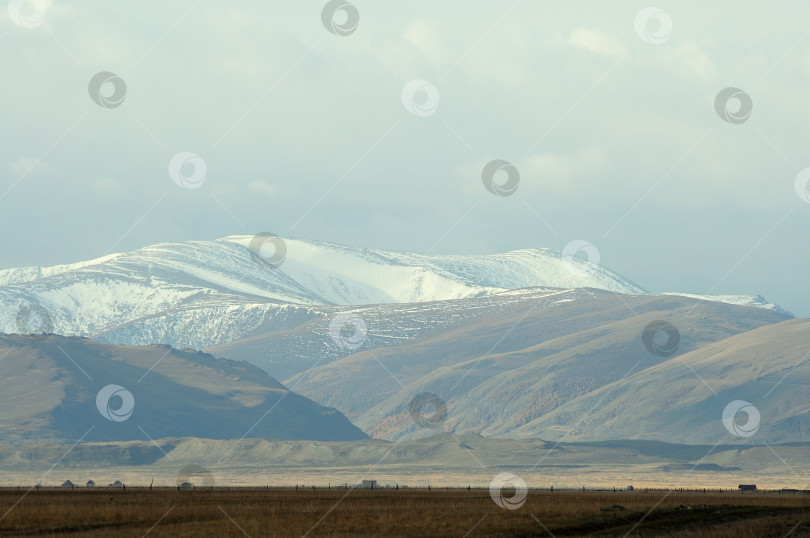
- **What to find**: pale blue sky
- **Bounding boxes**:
[2,1,809,315]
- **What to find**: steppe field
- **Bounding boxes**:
[0,488,808,537]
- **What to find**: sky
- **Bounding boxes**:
[2,1,810,316]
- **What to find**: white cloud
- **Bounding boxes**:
[247,180,275,197]
[94,177,123,193]
[665,42,717,82]
[8,156,55,178]
[519,148,609,194]
[568,28,627,58]
[403,19,453,66]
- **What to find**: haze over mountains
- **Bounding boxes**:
[0,235,806,450]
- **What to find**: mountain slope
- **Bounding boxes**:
[0,334,366,442]
[208,287,586,379]
[511,318,810,444]
[282,292,793,442]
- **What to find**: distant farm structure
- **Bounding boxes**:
[738,484,757,492]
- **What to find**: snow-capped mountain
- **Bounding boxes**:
[0,235,647,305]
[660,292,786,313]
[0,235,643,343]
[0,235,801,445]
[0,235,784,353]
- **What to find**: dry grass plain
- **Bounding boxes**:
[0,488,808,537]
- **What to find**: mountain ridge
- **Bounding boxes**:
[0,236,805,447]
[0,333,366,442]
[0,236,786,353]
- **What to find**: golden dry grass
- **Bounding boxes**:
[0,488,808,537]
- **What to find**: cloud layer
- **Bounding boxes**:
[1,1,809,315]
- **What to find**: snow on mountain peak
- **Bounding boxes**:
[660,292,792,316]
[0,235,784,352]
[218,235,647,302]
